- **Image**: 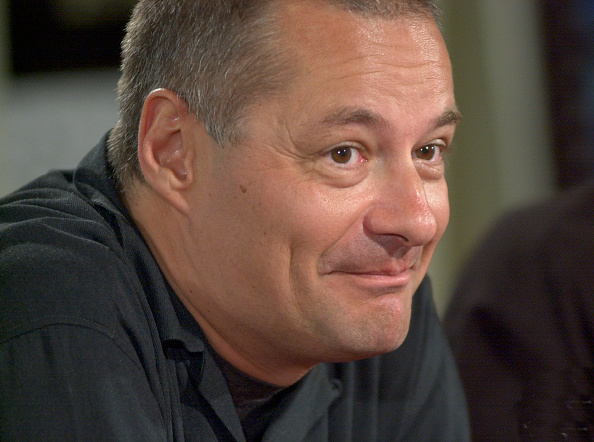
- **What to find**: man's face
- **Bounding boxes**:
[184,1,457,371]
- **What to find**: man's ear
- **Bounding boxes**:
[137,88,196,213]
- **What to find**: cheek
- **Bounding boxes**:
[255,174,359,240]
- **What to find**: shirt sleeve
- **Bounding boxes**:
[0,323,168,441]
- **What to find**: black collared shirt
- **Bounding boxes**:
[0,135,470,441]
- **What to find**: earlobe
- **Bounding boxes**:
[137,89,195,211]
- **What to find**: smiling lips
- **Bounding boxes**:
[334,264,413,288]
[325,249,420,290]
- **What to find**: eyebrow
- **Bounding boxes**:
[321,108,387,128]
[319,106,462,131]
[433,108,463,128]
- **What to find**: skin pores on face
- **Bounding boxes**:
[178,1,458,386]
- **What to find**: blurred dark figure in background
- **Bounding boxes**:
[444,180,594,441]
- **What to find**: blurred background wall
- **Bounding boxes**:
[0,0,133,196]
[0,0,592,314]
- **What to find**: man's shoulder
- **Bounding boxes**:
[0,167,128,271]
[0,173,139,343]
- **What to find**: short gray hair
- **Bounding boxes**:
[107,0,440,189]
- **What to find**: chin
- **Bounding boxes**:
[310,284,414,363]
[363,295,413,352]
[365,329,409,358]
[327,321,411,363]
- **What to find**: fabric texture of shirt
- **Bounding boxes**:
[0,134,470,441]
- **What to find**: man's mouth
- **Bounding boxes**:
[327,259,416,291]
[318,243,424,292]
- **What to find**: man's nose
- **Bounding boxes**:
[363,165,438,247]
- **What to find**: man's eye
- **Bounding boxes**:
[415,144,442,161]
[328,146,363,165]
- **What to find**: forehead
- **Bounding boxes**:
[273,0,447,66]
[266,0,455,133]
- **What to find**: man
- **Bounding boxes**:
[0,0,469,440]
